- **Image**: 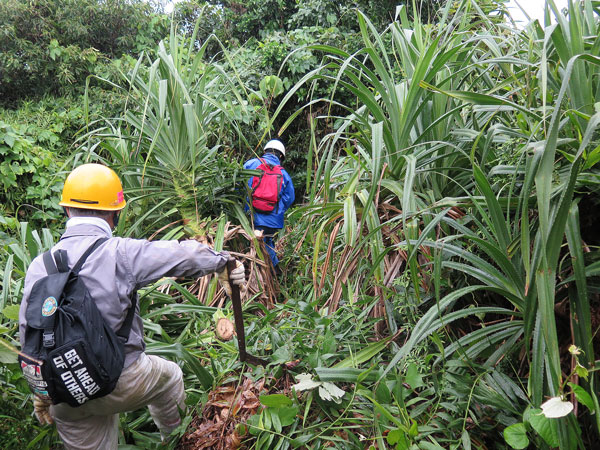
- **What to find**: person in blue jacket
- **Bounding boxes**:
[244,139,295,269]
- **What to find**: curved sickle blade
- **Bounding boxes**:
[227,258,268,366]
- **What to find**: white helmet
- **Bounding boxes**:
[264,139,285,157]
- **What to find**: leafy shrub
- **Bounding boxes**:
[0,122,63,223]
[0,398,37,450]
[0,0,168,105]
[0,222,60,448]
[0,93,128,226]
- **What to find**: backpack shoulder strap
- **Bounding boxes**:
[116,293,137,342]
[70,237,135,342]
[42,250,59,275]
[43,238,108,275]
[72,238,109,275]
[258,158,274,170]
[43,249,70,273]
[55,250,70,272]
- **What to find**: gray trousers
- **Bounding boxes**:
[50,353,185,449]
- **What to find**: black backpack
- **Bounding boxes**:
[19,238,137,407]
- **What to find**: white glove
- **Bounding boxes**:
[218,260,245,296]
[229,260,246,286]
[33,395,53,425]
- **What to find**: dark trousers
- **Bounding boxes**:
[255,226,279,267]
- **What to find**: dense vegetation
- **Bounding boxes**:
[1,0,600,449]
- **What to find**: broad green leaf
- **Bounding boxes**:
[270,408,282,432]
[528,408,559,447]
[387,429,402,444]
[387,429,410,449]
[575,364,589,379]
[246,413,261,436]
[4,133,15,148]
[408,419,418,438]
[375,381,391,404]
[503,423,529,449]
[405,362,424,389]
[2,305,20,321]
[275,406,298,427]
[259,394,293,408]
[259,75,284,98]
[272,345,293,363]
[0,338,18,364]
[567,383,595,411]
[322,329,337,354]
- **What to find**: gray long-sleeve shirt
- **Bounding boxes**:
[19,222,228,367]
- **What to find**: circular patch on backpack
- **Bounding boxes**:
[41,296,58,317]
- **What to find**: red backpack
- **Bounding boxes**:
[251,158,283,213]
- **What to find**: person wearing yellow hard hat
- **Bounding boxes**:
[58,163,127,228]
[60,163,127,210]
[19,163,246,449]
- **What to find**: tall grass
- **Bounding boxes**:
[81,23,257,237]
[277,0,600,447]
[3,1,600,448]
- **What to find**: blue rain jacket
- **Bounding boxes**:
[244,153,295,229]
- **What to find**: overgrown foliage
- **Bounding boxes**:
[271,0,600,447]
[0,0,167,105]
[2,1,600,449]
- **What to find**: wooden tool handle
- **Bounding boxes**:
[226,258,268,366]
[227,258,248,362]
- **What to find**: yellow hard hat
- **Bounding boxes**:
[59,163,126,211]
